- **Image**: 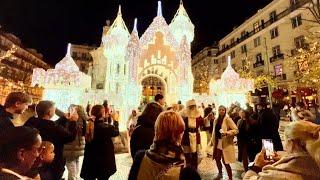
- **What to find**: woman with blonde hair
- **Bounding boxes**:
[244,120,320,179]
[129,111,198,180]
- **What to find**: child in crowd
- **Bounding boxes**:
[26,141,55,179]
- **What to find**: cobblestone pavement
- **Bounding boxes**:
[64,120,289,180]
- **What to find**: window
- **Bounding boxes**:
[294,35,307,49]
[270,27,279,39]
[274,64,283,76]
[214,59,219,64]
[256,53,263,62]
[241,45,247,54]
[272,45,281,56]
[222,56,226,63]
[230,38,235,45]
[222,44,226,49]
[230,51,236,58]
[242,60,246,67]
[290,0,298,6]
[117,64,120,74]
[254,37,261,47]
[253,21,260,33]
[270,11,277,23]
[207,50,212,57]
[291,14,302,28]
[241,31,246,38]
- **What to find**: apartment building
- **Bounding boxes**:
[215,0,317,102]
[70,44,96,74]
[192,46,218,94]
[0,30,50,84]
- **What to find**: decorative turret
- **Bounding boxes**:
[169,0,194,43]
[126,18,140,81]
[102,5,130,59]
[55,43,79,72]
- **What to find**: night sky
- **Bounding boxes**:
[0,0,272,65]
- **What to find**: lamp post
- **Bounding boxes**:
[264,37,273,108]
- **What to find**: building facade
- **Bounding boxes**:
[70,44,95,74]
[0,31,50,84]
[213,0,317,104]
[192,46,218,94]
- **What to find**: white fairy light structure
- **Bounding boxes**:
[76,1,195,130]
[32,43,92,111]
[210,56,254,108]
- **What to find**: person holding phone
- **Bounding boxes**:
[244,120,320,179]
[211,105,238,180]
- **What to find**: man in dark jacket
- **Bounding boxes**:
[24,100,78,180]
[130,102,163,158]
[0,92,31,131]
[257,103,283,151]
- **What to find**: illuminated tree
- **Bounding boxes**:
[237,57,277,90]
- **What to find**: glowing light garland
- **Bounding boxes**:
[210,56,254,108]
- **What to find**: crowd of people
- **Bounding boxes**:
[0,91,319,180]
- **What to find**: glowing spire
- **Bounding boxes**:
[169,0,194,43]
[227,56,232,67]
[157,1,162,16]
[118,5,122,16]
[133,18,138,33]
[67,43,71,57]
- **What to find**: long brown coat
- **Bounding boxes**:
[211,115,238,164]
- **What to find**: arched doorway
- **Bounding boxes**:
[141,75,166,103]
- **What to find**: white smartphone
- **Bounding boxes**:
[262,139,275,160]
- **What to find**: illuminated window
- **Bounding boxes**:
[274,64,283,76]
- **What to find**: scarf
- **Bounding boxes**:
[146,140,185,166]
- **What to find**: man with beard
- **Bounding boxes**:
[0,92,32,131]
[180,99,205,170]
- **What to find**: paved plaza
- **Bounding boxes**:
[63,120,289,180]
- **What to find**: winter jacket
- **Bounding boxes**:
[130,116,156,158]
[244,152,320,180]
[57,116,87,159]
[0,105,14,132]
[258,109,283,151]
[24,117,77,180]
[129,140,185,180]
[80,120,119,179]
[211,115,238,164]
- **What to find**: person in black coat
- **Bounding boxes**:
[0,92,31,131]
[257,103,283,151]
[130,102,163,158]
[24,100,78,180]
[80,105,119,180]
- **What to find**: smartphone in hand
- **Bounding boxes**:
[262,139,275,160]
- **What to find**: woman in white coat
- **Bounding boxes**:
[212,105,238,180]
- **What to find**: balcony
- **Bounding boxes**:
[274,74,287,81]
[270,53,284,63]
[253,61,265,68]
[217,0,309,56]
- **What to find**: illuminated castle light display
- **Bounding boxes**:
[210,56,254,108]
[32,44,92,111]
[31,1,195,129]
[90,1,194,113]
